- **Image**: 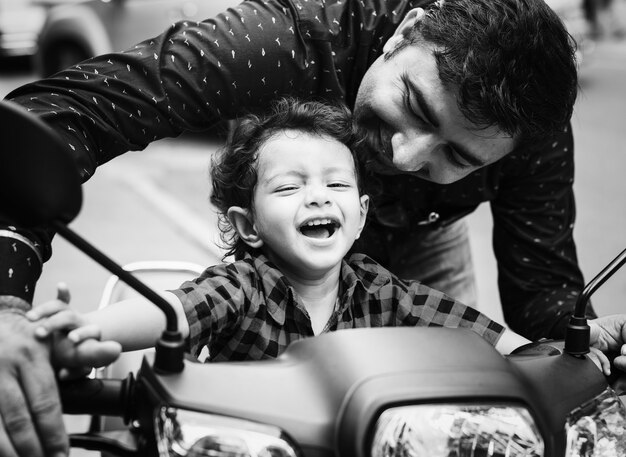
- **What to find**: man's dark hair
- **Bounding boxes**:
[210,97,362,259]
[396,0,578,148]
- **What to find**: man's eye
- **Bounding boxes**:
[444,147,471,169]
[404,93,428,126]
[401,81,428,127]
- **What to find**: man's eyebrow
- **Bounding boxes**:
[405,76,487,167]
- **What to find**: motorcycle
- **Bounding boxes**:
[2,99,626,457]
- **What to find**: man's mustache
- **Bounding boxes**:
[354,113,394,167]
[354,114,432,180]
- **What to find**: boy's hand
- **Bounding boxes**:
[26,283,87,339]
[589,314,626,373]
[53,337,121,380]
[587,347,612,376]
[27,283,121,376]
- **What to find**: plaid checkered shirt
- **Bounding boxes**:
[171,252,504,362]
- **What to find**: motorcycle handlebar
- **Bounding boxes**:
[60,374,133,419]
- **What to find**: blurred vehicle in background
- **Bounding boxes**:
[35,0,601,78]
[34,0,237,76]
[0,0,47,57]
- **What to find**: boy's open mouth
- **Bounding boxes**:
[299,218,339,239]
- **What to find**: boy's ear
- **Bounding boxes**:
[383,7,424,53]
[355,195,370,240]
[226,206,264,249]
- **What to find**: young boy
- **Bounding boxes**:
[29,99,624,373]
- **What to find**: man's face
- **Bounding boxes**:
[250,130,369,280]
[354,39,516,184]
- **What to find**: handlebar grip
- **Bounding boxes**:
[60,374,133,418]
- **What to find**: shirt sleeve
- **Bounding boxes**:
[395,279,505,347]
[0,229,44,304]
[5,0,324,178]
[490,125,593,340]
[169,263,250,358]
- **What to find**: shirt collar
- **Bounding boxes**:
[244,251,392,325]
[245,251,293,326]
[334,253,392,316]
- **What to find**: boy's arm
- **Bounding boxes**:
[494,329,532,355]
[81,291,189,352]
[31,291,189,352]
[465,317,616,376]
[495,316,626,376]
[494,324,612,376]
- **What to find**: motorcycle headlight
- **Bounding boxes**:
[155,406,300,457]
[566,387,626,457]
[371,403,544,457]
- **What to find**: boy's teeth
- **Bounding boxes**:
[300,219,336,238]
[307,219,330,226]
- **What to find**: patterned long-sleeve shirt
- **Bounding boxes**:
[171,251,504,361]
[2,0,591,339]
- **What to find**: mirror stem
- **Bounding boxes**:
[565,247,626,356]
[52,221,185,373]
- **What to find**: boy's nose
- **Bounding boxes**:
[306,185,331,206]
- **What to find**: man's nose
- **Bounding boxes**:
[391,130,439,172]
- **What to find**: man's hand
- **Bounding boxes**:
[589,314,626,373]
[0,304,68,457]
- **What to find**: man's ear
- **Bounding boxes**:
[227,206,264,249]
[355,195,370,240]
[383,7,425,53]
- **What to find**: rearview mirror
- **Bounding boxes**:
[0,100,184,373]
[0,100,82,227]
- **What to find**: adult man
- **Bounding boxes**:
[0,0,585,455]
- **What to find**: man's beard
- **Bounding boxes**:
[353,107,397,175]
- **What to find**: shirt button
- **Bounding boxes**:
[417,212,440,226]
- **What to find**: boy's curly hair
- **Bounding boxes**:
[210,97,362,260]
[391,0,578,149]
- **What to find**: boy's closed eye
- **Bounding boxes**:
[275,184,300,194]
[328,182,353,189]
